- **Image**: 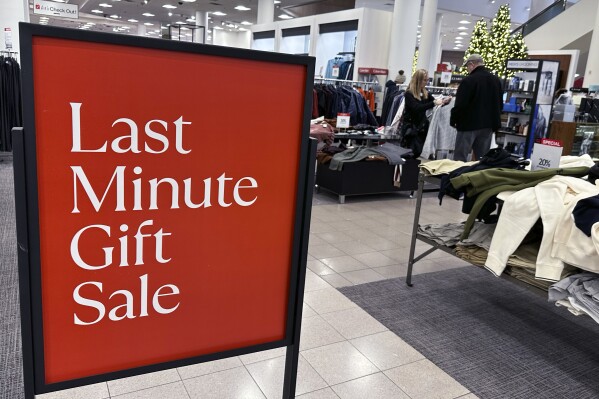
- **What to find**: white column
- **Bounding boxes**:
[257,0,274,25]
[0,0,28,53]
[584,1,599,86]
[428,14,443,74]
[387,0,420,82]
[194,11,208,44]
[416,0,438,72]
[137,23,146,37]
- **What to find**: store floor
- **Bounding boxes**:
[32,187,475,399]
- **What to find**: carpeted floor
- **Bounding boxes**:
[340,266,599,399]
[0,160,23,399]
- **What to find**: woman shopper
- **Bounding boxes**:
[401,69,448,156]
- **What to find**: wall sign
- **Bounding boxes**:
[33,0,79,18]
[507,60,540,70]
[16,23,315,398]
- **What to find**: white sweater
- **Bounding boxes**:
[552,192,599,271]
[485,176,599,282]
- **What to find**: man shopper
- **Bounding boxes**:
[450,54,503,161]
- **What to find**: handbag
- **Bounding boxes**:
[400,116,429,156]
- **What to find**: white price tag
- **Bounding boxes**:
[332,66,340,78]
[440,71,452,84]
[336,113,350,128]
[4,28,12,50]
[531,139,563,170]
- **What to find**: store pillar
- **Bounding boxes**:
[428,14,443,76]
[0,0,28,52]
[417,0,438,73]
[137,23,146,38]
[257,0,275,24]
[195,11,208,44]
[584,1,599,86]
[387,0,420,82]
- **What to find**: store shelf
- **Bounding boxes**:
[505,89,535,95]
[502,111,531,115]
[497,130,527,138]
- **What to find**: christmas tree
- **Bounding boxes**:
[487,4,512,76]
[461,4,528,78]
[460,19,489,75]
[509,32,528,63]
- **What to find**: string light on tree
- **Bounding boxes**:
[412,49,419,75]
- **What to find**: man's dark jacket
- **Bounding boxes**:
[450,66,503,132]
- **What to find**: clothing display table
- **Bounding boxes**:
[405,173,545,295]
[315,158,420,204]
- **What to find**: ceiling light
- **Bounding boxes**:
[128,19,138,22]
[181,0,196,2]
[91,9,103,13]
[86,22,95,25]
[214,26,223,30]
[186,18,195,22]
[235,5,251,11]
[458,26,468,30]
[163,4,177,9]
[279,14,292,19]
[212,11,226,16]
[455,37,464,40]
[274,0,281,3]
[142,12,154,17]
[99,3,112,8]
[241,21,252,25]
[453,47,460,50]
[176,21,185,24]
[455,44,463,47]
[459,20,471,24]
[459,32,468,35]
[168,12,173,16]
[109,14,119,19]
[144,22,154,26]
[239,27,247,31]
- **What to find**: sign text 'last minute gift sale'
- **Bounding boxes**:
[67,102,260,326]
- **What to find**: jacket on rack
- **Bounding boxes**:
[485,176,599,281]
[421,99,457,160]
[449,66,503,132]
[381,80,399,125]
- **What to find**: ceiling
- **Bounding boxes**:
[29,0,540,49]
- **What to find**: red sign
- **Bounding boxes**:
[537,138,563,147]
[29,36,308,384]
[357,67,388,75]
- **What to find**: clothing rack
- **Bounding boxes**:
[1,50,18,58]
[315,77,379,87]
[396,84,457,95]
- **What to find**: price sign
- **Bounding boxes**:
[531,139,563,170]
[337,113,350,128]
[440,71,452,84]
[332,66,340,78]
[4,28,12,49]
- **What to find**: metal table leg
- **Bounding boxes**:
[406,173,425,287]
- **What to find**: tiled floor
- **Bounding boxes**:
[37,191,477,399]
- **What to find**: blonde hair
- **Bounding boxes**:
[407,69,429,101]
